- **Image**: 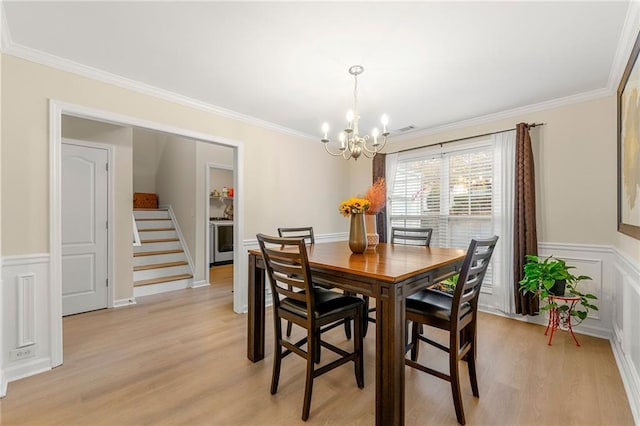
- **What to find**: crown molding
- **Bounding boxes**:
[2,39,317,142]
[0,13,627,146]
[607,0,640,92]
[388,87,613,144]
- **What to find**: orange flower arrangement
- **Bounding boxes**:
[364,178,386,215]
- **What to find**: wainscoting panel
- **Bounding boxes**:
[2,254,53,385]
[612,249,640,424]
[537,243,613,338]
[17,273,36,347]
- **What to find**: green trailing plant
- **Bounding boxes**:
[430,273,458,294]
[519,254,598,325]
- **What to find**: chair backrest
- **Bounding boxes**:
[390,227,433,246]
[451,236,499,326]
[278,227,315,245]
[257,233,315,318]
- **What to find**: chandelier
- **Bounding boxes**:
[321,65,389,160]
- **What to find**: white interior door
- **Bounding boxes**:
[62,141,109,316]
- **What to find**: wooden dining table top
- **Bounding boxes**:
[249,240,466,283]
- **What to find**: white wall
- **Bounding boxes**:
[155,135,197,264]
[132,128,167,193]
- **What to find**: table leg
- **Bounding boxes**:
[247,253,266,362]
[376,285,405,426]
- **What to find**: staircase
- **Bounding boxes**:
[133,208,193,297]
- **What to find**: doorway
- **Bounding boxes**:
[49,100,245,368]
[206,163,235,290]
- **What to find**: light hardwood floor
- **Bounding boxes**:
[1,267,634,425]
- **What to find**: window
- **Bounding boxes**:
[389,140,496,287]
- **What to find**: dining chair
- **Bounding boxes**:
[278,226,355,341]
[405,235,499,425]
[278,227,314,338]
[257,233,365,421]
[277,226,315,244]
[362,227,434,336]
[390,226,433,246]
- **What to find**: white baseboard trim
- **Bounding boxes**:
[113,297,137,308]
[479,306,612,340]
[611,336,640,425]
[4,358,51,384]
[191,280,210,288]
[1,371,7,398]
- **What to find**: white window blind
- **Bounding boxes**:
[389,142,495,286]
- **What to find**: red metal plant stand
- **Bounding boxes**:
[544,295,581,347]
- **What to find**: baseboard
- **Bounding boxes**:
[611,336,640,425]
[191,280,210,288]
[1,370,7,398]
[113,297,137,308]
[4,358,51,384]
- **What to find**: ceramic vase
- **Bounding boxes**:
[365,214,379,250]
[349,213,368,254]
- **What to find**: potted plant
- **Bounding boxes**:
[519,254,598,324]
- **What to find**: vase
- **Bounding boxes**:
[365,214,379,250]
[349,213,368,254]
[549,279,566,296]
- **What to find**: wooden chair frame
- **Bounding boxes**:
[257,233,364,421]
[405,236,498,425]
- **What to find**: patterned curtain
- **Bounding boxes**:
[513,123,539,315]
[372,153,387,243]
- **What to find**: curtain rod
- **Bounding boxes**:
[396,122,545,153]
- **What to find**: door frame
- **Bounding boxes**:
[205,162,234,277]
[49,99,245,367]
[61,138,114,313]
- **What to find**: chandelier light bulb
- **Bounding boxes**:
[372,127,380,146]
[381,114,389,134]
[346,110,354,127]
[321,122,329,141]
[339,132,346,150]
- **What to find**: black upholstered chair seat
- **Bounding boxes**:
[406,289,471,323]
[282,288,364,319]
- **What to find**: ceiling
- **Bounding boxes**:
[1,1,633,143]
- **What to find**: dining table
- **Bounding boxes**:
[246,240,466,426]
